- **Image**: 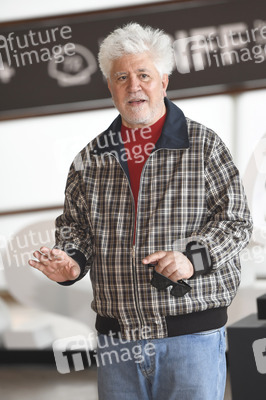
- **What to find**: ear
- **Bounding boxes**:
[162,74,169,97]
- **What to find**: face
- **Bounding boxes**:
[107,52,169,128]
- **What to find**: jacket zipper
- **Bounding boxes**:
[131,147,186,329]
[102,148,187,331]
[131,149,164,326]
[106,153,145,328]
[131,243,145,327]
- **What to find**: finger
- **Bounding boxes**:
[33,250,47,262]
[34,250,55,267]
[28,259,38,268]
[142,251,167,265]
[156,254,174,269]
[33,250,49,265]
[40,247,64,264]
[40,246,51,254]
[28,259,45,273]
[50,248,65,262]
[40,247,57,261]
[170,260,194,280]
[156,261,176,276]
[168,270,182,282]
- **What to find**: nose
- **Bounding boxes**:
[127,75,141,92]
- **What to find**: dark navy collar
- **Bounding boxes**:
[155,97,189,150]
[92,97,189,155]
[90,98,189,181]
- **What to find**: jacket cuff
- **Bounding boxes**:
[57,248,87,286]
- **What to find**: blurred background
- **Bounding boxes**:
[0,1,266,399]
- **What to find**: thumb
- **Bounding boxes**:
[69,265,81,280]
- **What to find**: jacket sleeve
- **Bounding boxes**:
[54,161,93,284]
[193,135,253,271]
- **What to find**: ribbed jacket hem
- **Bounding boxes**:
[96,307,228,338]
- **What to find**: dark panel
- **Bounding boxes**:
[227,314,266,400]
[0,0,266,120]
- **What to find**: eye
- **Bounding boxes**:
[141,73,150,79]
[117,75,127,81]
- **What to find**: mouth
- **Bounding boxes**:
[127,99,147,106]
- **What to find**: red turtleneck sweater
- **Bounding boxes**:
[121,113,166,243]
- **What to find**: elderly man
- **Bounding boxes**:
[29,23,253,400]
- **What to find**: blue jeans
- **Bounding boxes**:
[97,326,226,400]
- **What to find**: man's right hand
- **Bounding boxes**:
[28,247,81,283]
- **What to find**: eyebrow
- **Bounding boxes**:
[113,68,152,77]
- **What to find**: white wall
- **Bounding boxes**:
[0,108,117,211]
[0,0,164,22]
[236,90,266,174]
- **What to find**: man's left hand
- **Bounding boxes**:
[142,251,194,281]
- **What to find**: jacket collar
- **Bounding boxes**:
[155,97,189,150]
[91,97,189,156]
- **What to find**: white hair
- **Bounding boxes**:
[98,22,175,78]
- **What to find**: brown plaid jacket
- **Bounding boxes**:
[55,98,253,340]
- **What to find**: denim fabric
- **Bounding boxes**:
[97,326,226,400]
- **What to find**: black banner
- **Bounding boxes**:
[0,0,266,120]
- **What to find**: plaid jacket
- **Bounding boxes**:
[55,98,253,340]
